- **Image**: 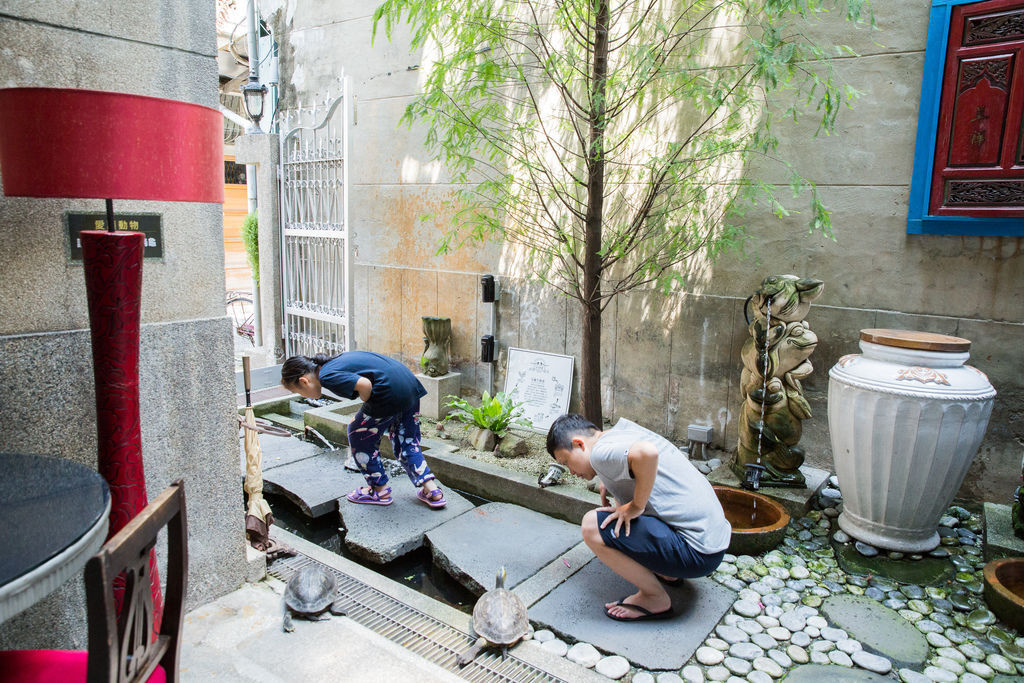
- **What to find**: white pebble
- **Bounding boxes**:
[723,657,751,675]
[595,655,630,680]
[767,648,792,668]
[541,639,568,657]
[633,673,655,683]
[828,650,853,667]
[836,639,862,654]
[534,629,555,643]
[706,665,730,681]
[705,637,730,651]
[787,645,809,664]
[733,600,762,618]
[851,650,892,675]
[746,672,773,683]
[696,646,725,665]
[897,669,931,683]
[680,665,704,683]
[921,666,957,683]
[566,642,601,668]
[806,615,828,629]
[753,656,784,678]
[766,626,791,641]
[656,673,683,683]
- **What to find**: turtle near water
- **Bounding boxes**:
[282,565,347,632]
[457,567,531,666]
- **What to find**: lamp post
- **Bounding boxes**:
[242,78,268,133]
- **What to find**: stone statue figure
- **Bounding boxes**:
[732,275,824,488]
[421,316,452,377]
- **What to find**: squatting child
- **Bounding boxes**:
[546,414,730,621]
[282,351,447,508]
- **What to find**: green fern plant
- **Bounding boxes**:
[240,211,259,284]
[443,391,532,438]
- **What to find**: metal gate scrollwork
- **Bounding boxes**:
[278,77,352,358]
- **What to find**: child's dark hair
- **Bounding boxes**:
[281,354,333,387]
[546,414,598,457]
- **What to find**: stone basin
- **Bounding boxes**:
[713,485,790,555]
[983,557,1024,632]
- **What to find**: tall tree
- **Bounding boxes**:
[373,0,871,425]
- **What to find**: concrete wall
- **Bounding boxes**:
[263,2,1023,505]
[0,2,244,648]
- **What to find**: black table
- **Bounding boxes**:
[0,453,110,623]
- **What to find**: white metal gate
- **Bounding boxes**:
[279,78,352,357]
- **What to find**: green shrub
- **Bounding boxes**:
[241,211,259,284]
[443,391,532,438]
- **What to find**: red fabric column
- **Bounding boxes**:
[80,229,163,633]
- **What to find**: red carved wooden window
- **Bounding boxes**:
[931,0,1024,216]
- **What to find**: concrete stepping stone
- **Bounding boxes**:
[782,664,891,681]
[426,502,580,595]
[529,558,736,670]
[241,433,324,472]
[821,594,929,669]
[263,451,365,517]
[341,486,474,564]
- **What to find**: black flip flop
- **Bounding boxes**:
[605,599,674,622]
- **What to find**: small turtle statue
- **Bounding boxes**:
[457,566,531,666]
[282,565,347,632]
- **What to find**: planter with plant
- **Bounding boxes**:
[443,392,532,455]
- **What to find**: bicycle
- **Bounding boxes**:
[226,291,255,345]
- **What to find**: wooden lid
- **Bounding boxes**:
[860,328,971,352]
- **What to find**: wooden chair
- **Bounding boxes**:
[0,480,188,683]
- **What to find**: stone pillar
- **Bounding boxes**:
[234,133,284,364]
[417,372,461,419]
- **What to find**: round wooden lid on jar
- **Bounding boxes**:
[859,328,971,352]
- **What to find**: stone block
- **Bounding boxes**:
[340,488,474,564]
[820,594,929,669]
[417,372,461,419]
[425,503,581,595]
[244,544,267,583]
[263,451,365,518]
[984,502,1024,562]
[529,559,736,670]
[302,399,363,444]
[707,463,829,521]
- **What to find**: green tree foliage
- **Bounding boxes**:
[241,211,259,285]
[374,0,871,424]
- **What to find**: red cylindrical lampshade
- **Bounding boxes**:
[0,87,223,202]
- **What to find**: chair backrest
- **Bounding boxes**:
[84,480,188,683]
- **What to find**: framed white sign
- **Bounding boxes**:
[504,347,575,432]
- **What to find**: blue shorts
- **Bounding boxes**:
[596,510,725,579]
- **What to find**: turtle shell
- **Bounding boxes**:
[472,587,529,645]
[284,566,338,614]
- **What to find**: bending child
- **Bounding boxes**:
[547,414,730,621]
[282,352,447,508]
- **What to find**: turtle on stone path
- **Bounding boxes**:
[457,566,531,666]
[282,565,347,632]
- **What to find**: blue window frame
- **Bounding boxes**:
[908,0,1024,235]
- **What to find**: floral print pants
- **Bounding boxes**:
[347,401,435,489]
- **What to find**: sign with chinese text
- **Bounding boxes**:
[66,212,163,260]
[503,347,575,432]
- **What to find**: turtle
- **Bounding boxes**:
[282,565,347,632]
[457,566,531,666]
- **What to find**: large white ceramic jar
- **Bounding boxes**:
[828,329,996,552]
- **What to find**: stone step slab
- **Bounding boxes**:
[240,432,325,474]
[821,594,930,669]
[781,664,892,682]
[528,558,736,670]
[426,502,581,596]
[341,485,475,565]
[262,451,365,517]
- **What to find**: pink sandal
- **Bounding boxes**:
[417,487,447,509]
[346,486,393,506]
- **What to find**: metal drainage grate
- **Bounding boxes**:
[269,553,566,683]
